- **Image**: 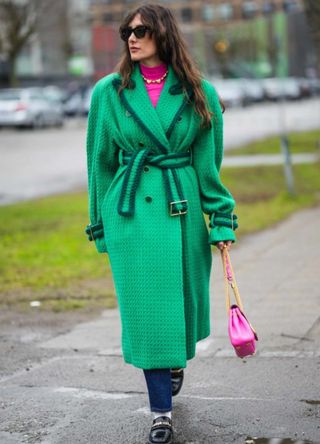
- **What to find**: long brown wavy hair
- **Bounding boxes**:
[116,4,225,128]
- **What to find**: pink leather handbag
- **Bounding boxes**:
[221,247,258,358]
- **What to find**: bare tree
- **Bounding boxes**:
[0,0,52,86]
[303,0,320,75]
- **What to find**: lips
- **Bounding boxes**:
[130,47,139,51]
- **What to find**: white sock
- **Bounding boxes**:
[153,411,172,420]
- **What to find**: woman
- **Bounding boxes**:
[85,4,238,443]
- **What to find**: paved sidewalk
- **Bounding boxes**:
[0,207,320,443]
[223,152,319,167]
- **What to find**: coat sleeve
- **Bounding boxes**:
[192,80,238,245]
[85,77,119,253]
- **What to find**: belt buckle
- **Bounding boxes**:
[169,200,188,216]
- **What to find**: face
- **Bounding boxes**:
[126,14,162,67]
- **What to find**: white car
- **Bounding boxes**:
[240,78,265,104]
[63,86,93,116]
[210,78,245,108]
[0,87,64,128]
[261,77,301,101]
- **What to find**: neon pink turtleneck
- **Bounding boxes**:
[140,63,168,108]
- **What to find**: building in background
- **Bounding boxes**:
[0,0,317,86]
[67,0,93,79]
[89,0,317,81]
[0,0,92,86]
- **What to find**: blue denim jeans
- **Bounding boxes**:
[143,368,172,412]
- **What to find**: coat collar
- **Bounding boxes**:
[113,63,193,153]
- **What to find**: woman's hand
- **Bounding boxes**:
[216,240,232,251]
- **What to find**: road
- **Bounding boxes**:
[0,98,319,206]
[0,206,319,443]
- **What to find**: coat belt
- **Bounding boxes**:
[118,148,192,217]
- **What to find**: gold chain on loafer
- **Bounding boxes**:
[151,421,171,428]
[170,368,183,374]
[148,416,173,444]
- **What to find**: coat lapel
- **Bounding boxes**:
[114,63,193,153]
[155,67,192,141]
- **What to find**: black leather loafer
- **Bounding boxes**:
[171,368,184,396]
[148,416,173,444]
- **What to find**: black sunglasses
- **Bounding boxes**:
[120,25,151,41]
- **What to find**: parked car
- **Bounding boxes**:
[63,85,93,116]
[307,77,320,96]
[281,77,301,100]
[0,87,64,128]
[42,85,67,105]
[260,78,282,100]
[261,77,301,101]
[297,77,312,98]
[63,91,84,116]
[82,86,93,115]
[240,78,265,105]
[210,78,244,108]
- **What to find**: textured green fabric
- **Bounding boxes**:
[118,149,191,216]
[86,63,237,369]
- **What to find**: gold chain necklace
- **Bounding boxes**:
[141,70,168,84]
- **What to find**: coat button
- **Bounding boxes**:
[143,166,149,172]
[178,116,182,121]
[139,141,144,147]
[145,196,152,202]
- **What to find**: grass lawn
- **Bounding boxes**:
[0,193,116,311]
[221,163,320,235]
[1,131,319,311]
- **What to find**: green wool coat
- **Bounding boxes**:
[86,63,237,370]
